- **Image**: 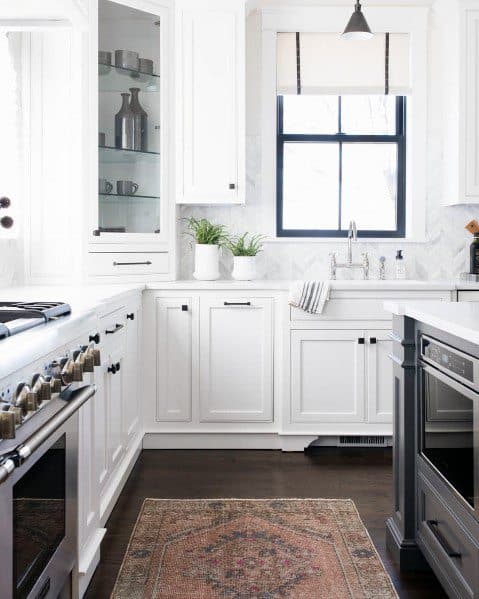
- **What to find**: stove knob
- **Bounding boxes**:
[72,355,83,382]
[92,348,101,367]
[32,374,52,402]
[0,411,16,439]
[47,376,62,394]
[85,345,101,368]
[14,383,31,415]
[61,359,75,385]
[83,352,94,373]
[8,406,23,425]
[26,392,39,412]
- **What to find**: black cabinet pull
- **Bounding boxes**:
[89,333,100,344]
[181,305,188,311]
[127,313,135,320]
[426,520,462,558]
[105,323,124,335]
[370,337,377,344]
[113,261,152,266]
[358,337,365,344]
[107,364,117,375]
[229,183,236,190]
[224,301,251,306]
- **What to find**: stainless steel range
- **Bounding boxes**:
[0,301,99,599]
[0,301,72,339]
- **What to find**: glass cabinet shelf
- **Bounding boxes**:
[99,193,160,201]
[98,63,160,93]
[99,145,160,164]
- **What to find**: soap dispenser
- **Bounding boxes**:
[395,250,406,279]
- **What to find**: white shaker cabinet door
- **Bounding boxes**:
[105,345,126,473]
[156,297,193,422]
[291,330,366,424]
[176,0,245,204]
[123,303,141,448]
[466,9,479,198]
[199,297,273,422]
[366,330,393,423]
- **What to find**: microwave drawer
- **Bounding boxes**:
[417,471,479,598]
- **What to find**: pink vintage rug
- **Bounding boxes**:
[111,498,397,599]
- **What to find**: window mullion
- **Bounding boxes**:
[338,141,343,231]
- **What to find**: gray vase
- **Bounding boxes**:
[115,92,134,149]
[129,87,148,151]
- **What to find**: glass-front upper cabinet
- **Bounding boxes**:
[94,0,164,242]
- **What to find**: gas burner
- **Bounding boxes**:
[0,301,71,338]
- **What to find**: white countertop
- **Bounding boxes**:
[385,300,479,345]
[0,284,145,313]
[144,279,461,291]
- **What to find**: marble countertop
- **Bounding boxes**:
[144,279,463,291]
[385,300,479,345]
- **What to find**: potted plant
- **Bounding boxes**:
[227,233,266,281]
[184,217,228,280]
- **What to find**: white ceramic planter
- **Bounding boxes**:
[231,256,257,281]
[193,243,220,280]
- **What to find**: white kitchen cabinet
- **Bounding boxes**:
[156,297,193,421]
[106,343,126,472]
[176,0,245,204]
[291,330,366,424]
[442,2,479,205]
[199,297,273,422]
[87,0,176,280]
[122,303,141,448]
[366,330,393,423]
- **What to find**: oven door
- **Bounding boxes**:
[0,414,78,599]
[420,361,479,516]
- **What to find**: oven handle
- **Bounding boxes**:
[0,383,96,486]
[420,362,479,402]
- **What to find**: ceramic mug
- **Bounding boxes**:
[117,180,139,195]
[99,178,113,194]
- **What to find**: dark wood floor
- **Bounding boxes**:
[85,448,446,599]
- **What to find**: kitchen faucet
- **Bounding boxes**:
[329,220,369,280]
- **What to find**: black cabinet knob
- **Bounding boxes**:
[358,337,365,344]
[229,183,236,190]
[0,216,13,229]
[370,337,377,344]
[89,333,100,344]
[127,313,135,320]
[115,362,121,372]
[108,364,117,375]
[181,305,188,311]
[0,197,11,209]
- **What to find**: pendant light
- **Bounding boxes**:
[342,1,373,40]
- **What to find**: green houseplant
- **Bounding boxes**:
[227,233,266,280]
[184,217,228,280]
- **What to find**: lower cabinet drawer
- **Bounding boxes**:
[417,472,479,598]
[88,252,169,275]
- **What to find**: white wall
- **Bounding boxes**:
[179,0,479,280]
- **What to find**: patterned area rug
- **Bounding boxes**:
[112,499,397,599]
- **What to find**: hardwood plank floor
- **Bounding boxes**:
[85,448,446,599]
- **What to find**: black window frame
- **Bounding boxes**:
[276,95,407,238]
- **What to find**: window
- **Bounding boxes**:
[276,95,406,238]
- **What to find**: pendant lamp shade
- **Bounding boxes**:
[342,1,373,40]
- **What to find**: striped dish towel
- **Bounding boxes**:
[289,281,331,314]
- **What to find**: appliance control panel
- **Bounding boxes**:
[422,336,475,383]
[0,332,101,441]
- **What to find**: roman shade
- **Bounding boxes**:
[277,32,410,95]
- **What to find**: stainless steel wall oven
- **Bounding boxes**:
[419,334,477,515]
